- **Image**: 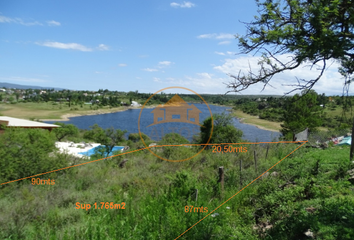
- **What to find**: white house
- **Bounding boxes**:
[131,101,141,107]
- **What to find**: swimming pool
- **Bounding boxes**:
[79,145,124,157]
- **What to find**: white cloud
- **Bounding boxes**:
[161,73,227,92]
[118,63,127,67]
[14,18,42,26]
[197,34,216,39]
[47,20,61,26]
[170,1,195,8]
[216,34,235,40]
[215,51,236,56]
[213,54,347,95]
[196,73,213,79]
[97,44,109,51]
[142,68,158,72]
[214,56,258,76]
[158,61,172,66]
[0,15,61,26]
[170,2,180,7]
[215,51,226,56]
[181,1,195,8]
[197,33,235,45]
[157,61,173,68]
[0,15,14,23]
[197,33,235,40]
[137,56,349,95]
[0,76,47,83]
[36,41,93,52]
[218,41,231,45]
[144,61,173,72]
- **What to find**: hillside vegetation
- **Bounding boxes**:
[1,126,353,239]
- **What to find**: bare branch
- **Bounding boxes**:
[283,58,327,95]
[224,0,354,96]
[225,55,302,94]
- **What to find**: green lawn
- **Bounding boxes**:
[231,109,282,132]
[0,101,128,120]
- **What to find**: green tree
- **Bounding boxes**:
[0,128,67,183]
[52,122,79,141]
[281,90,323,138]
[128,133,151,142]
[84,124,127,157]
[158,132,190,159]
[84,123,107,144]
[227,0,354,94]
[160,132,189,145]
[15,93,20,101]
[200,112,243,147]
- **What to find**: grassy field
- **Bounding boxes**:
[230,105,352,133]
[0,102,130,121]
[1,138,353,239]
[323,105,354,119]
[231,109,282,132]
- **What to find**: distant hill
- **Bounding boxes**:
[0,82,66,90]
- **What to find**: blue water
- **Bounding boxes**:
[46,104,281,143]
[79,145,124,157]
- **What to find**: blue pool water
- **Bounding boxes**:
[79,145,124,157]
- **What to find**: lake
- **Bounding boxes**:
[46,104,281,142]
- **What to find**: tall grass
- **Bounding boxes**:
[1,143,353,239]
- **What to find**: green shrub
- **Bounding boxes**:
[0,128,68,184]
[128,132,150,142]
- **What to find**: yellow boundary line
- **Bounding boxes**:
[1,140,308,238]
[1,141,307,186]
[174,141,307,239]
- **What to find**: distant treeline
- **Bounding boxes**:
[234,90,354,137]
[0,87,283,106]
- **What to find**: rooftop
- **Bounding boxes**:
[0,116,60,128]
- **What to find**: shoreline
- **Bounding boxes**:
[236,117,280,133]
[229,107,282,133]
[39,104,159,122]
[40,103,281,133]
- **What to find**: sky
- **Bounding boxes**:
[0,0,351,96]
